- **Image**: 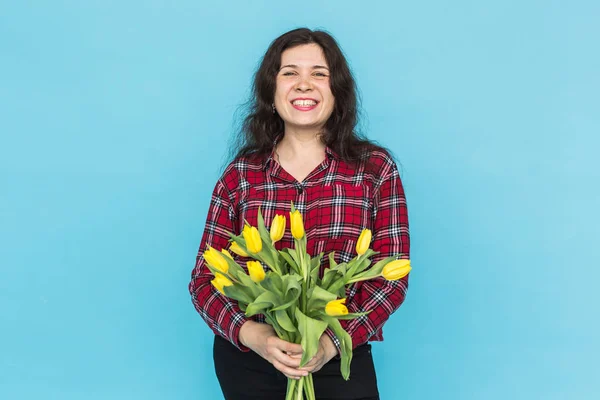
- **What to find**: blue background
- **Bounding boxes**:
[1,1,598,399]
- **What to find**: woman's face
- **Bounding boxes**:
[274,44,335,134]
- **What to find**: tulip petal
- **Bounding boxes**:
[290,210,305,240]
[229,242,248,257]
[356,229,372,255]
[382,259,411,280]
[247,260,266,283]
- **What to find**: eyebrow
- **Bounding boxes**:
[279,64,330,71]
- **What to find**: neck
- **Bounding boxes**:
[277,129,326,161]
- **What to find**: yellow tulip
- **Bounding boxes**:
[289,210,305,240]
[325,298,348,316]
[242,225,262,253]
[211,273,233,295]
[229,242,248,257]
[356,229,372,256]
[247,261,266,283]
[203,246,229,273]
[270,214,286,243]
[221,249,234,260]
[382,259,411,281]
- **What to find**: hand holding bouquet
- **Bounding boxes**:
[203,204,411,400]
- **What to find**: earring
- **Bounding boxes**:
[272,103,276,114]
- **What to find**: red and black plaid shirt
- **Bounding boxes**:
[189,141,410,353]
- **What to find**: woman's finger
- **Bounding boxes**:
[272,359,308,379]
[272,348,302,368]
[300,351,327,372]
[277,340,303,355]
[299,361,318,372]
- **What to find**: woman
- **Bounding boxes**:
[189,28,410,400]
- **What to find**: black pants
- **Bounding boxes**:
[213,335,380,400]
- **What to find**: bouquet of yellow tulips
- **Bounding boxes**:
[204,204,411,400]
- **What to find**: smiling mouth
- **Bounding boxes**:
[291,99,319,107]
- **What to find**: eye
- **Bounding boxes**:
[314,72,329,77]
[282,71,296,76]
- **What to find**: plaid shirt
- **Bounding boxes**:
[189,143,410,354]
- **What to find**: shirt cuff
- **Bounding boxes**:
[324,327,342,360]
[230,312,251,352]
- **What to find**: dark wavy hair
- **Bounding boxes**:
[229,27,383,164]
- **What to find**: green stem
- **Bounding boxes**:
[301,280,307,314]
[346,272,382,285]
[299,245,307,281]
[295,239,309,312]
[306,373,315,400]
[294,236,313,400]
[296,376,304,400]
[286,378,297,400]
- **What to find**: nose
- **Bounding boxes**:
[295,75,313,92]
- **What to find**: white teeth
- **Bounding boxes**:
[292,100,317,106]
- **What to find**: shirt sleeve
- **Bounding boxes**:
[188,175,251,352]
[327,160,410,351]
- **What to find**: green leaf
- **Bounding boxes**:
[222,284,255,304]
[334,262,348,275]
[261,272,283,296]
[231,268,263,298]
[321,268,341,290]
[300,235,307,254]
[311,252,324,273]
[349,256,396,283]
[277,252,289,275]
[279,250,300,275]
[323,317,353,380]
[257,248,277,273]
[328,251,337,269]
[221,253,246,277]
[354,249,378,273]
[245,301,270,317]
[295,308,328,366]
[327,278,347,298]
[289,247,303,270]
[245,291,281,317]
[309,252,324,286]
[254,290,281,306]
[307,285,338,312]
[283,274,302,296]
[271,275,301,311]
[252,208,283,274]
[256,207,272,245]
[367,254,394,274]
[310,263,320,287]
[347,255,372,278]
[275,309,297,332]
[265,311,286,340]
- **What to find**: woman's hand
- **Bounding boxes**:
[239,321,309,380]
[298,334,338,374]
